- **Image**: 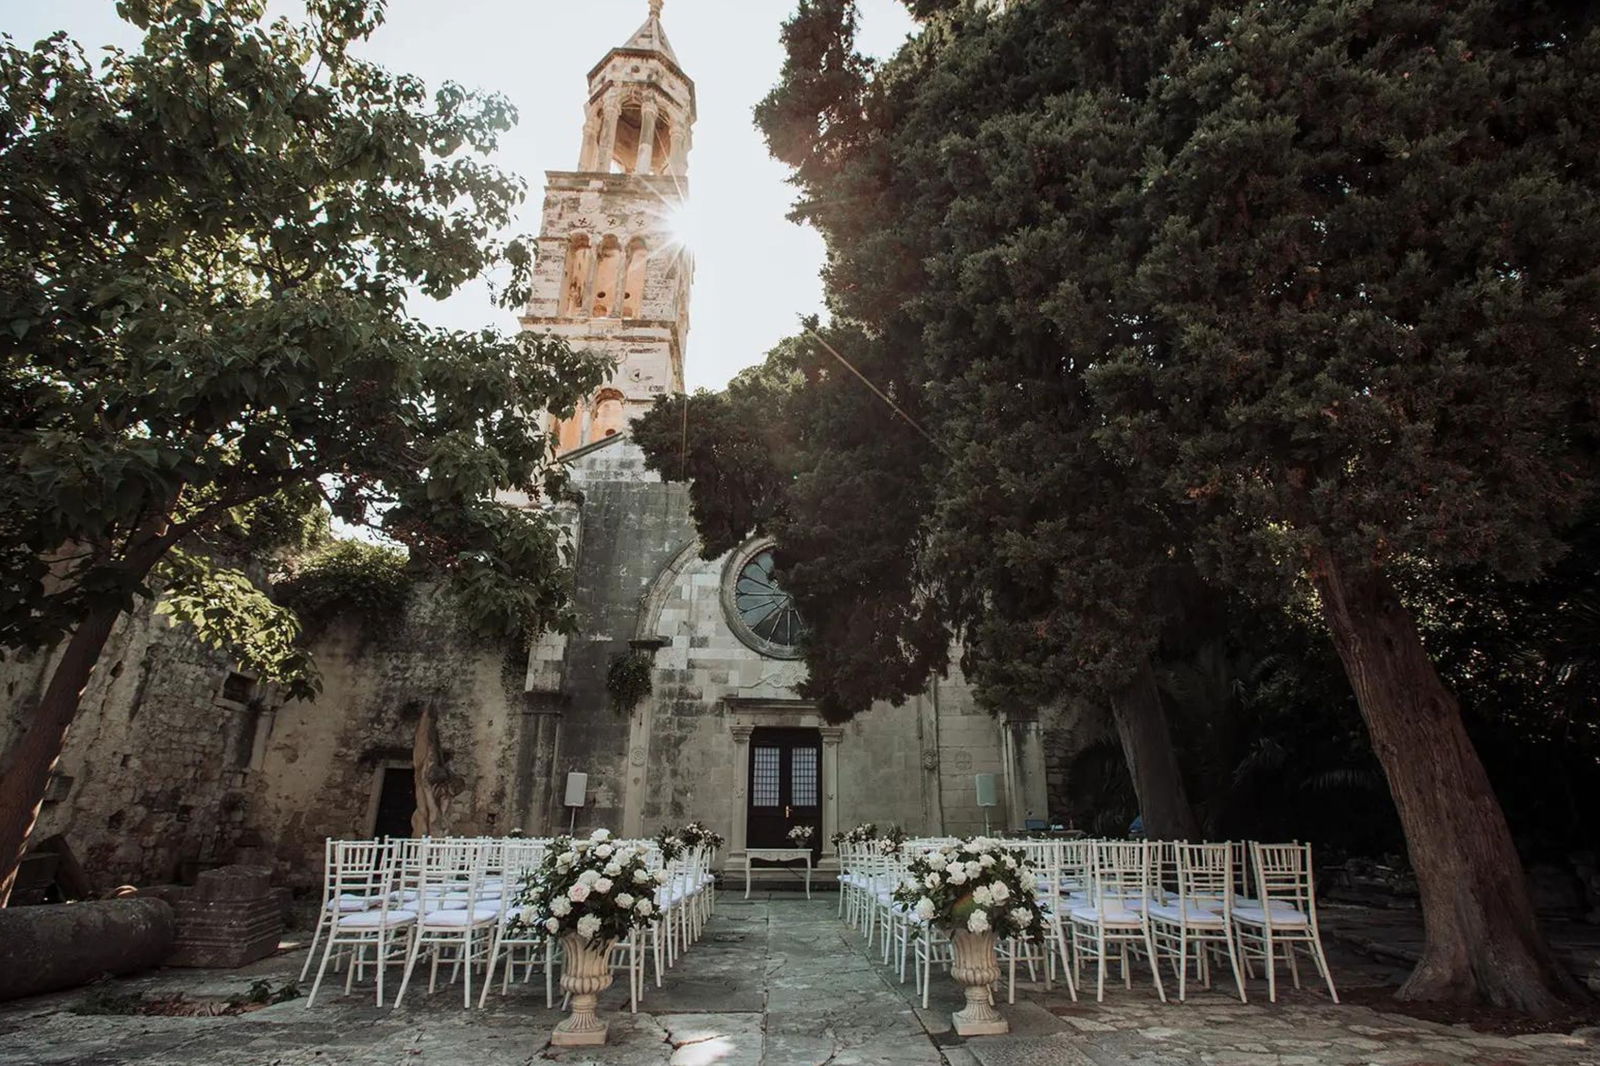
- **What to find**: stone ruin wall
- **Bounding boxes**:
[1,584,533,894]
[1,606,260,890]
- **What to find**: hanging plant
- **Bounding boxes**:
[605,650,653,715]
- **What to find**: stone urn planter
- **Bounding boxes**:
[551,934,615,1047]
[948,929,1008,1036]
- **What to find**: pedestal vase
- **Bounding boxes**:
[949,929,1008,1036]
[551,933,615,1047]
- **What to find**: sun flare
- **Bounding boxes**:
[655,195,702,256]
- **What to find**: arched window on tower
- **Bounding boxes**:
[591,236,623,317]
[621,239,649,318]
[611,102,643,173]
[649,118,674,176]
[561,236,593,318]
[590,389,627,441]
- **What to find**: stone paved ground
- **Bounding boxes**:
[1,892,1596,1066]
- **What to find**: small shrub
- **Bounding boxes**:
[274,539,413,634]
[230,979,300,1009]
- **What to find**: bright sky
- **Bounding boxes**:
[0,0,917,390]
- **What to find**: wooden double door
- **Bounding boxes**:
[745,727,822,857]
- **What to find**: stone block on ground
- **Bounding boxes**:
[166,865,284,968]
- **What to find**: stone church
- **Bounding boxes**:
[0,6,1079,894]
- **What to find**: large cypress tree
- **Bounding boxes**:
[734,0,1596,1010]
[1083,0,1599,1011]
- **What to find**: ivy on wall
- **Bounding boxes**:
[606,650,654,715]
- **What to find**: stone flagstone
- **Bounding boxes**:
[0,893,1597,1066]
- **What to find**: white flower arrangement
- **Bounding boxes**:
[677,820,726,850]
[512,829,661,944]
[891,836,1043,940]
[832,822,880,847]
[787,825,815,846]
[655,827,687,862]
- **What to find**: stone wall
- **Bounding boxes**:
[1037,698,1124,834]
[1,577,533,893]
[1,605,259,889]
[245,586,531,887]
[555,436,697,837]
[551,435,1041,864]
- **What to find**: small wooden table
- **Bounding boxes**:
[743,847,813,899]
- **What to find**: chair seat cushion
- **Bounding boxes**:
[1069,904,1143,925]
[1146,902,1228,926]
[420,905,502,926]
[1234,897,1302,914]
[1234,904,1309,927]
[337,908,416,928]
[328,895,374,913]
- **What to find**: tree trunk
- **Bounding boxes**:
[0,603,123,906]
[1109,655,1200,840]
[1313,551,1581,1014]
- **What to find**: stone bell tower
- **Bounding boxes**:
[524,0,696,453]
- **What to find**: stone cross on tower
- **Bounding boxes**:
[520,3,697,453]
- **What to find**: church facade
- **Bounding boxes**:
[0,7,1069,894]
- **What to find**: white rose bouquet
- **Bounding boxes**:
[787,825,815,846]
[834,822,879,846]
[678,820,725,851]
[890,837,1042,940]
[655,828,686,862]
[512,829,665,944]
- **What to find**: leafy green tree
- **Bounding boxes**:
[744,0,1596,1011]
[0,0,605,903]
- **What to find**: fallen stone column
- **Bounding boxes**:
[0,898,175,1001]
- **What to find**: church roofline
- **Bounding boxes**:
[587,48,697,109]
[541,170,692,191]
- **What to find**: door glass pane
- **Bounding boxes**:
[752,746,780,807]
[791,747,818,807]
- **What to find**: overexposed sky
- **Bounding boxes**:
[0,0,917,390]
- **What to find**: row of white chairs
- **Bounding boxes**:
[300,835,718,1011]
[840,837,1338,1008]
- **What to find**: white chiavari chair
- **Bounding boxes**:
[1234,842,1338,1003]
[1026,840,1077,1001]
[302,837,374,983]
[478,840,555,1009]
[1070,840,1167,1003]
[307,840,413,1007]
[1148,842,1247,1002]
[394,839,500,1008]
